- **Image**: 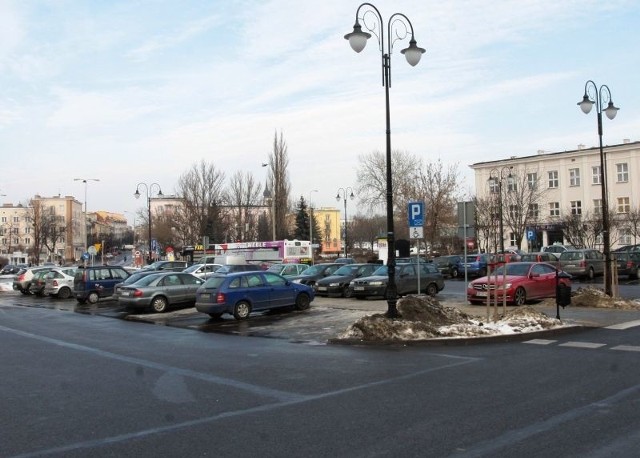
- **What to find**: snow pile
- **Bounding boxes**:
[338,295,562,342]
[569,286,640,310]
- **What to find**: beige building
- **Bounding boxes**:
[313,207,342,255]
[470,139,640,251]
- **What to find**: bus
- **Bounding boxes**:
[183,240,312,265]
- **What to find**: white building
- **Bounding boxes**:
[470,139,640,251]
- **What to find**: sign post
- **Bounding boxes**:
[408,201,425,294]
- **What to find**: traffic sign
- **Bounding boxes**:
[88,246,97,255]
[410,227,424,239]
[408,201,424,227]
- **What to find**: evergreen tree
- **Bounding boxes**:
[294,196,310,240]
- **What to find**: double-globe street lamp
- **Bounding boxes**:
[74,178,100,256]
[335,187,355,258]
[134,182,163,264]
[578,80,619,297]
[309,189,318,263]
[487,167,513,253]
[345,3,425,318]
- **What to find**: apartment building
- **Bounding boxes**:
[470,139,640,251]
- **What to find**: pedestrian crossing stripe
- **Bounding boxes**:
[611,345,640,352]
[559,341,607,349]
[605,320,640,330]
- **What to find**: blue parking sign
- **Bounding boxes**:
[408,201,424,227]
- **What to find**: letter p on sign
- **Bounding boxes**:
[408,201,424,227]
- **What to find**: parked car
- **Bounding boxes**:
[467,261,571,306]
[44,267,78,299]
[456,253,492,278]
[520,252,560,266]
[140,260,190,272]
[215,264,263,274]
[118,272,204,313]
[182,263,223,280]
[334,257,356,264]
[28,267,56,296]
[195,271,315,320]
[433,255,462,278]
[558,249,605,280]
[613,251,640,279]
[13,266,51,295]
[289,263,342,287]
[315,263,379,297]
[266,263,310,278]
[73,265,130,304]
[350,262,445,299]
[542,244,576,257]
[0,264,26,275]
[612,244,640,253]
[113,270,164,299]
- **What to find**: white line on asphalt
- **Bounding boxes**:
[559,341,607,349]
[611,345,640,352]
[605,320,640,330]
[523,339,556,345]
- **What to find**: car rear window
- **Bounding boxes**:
[203,277,226,289]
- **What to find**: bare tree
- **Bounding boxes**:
[266,131,291,240]
[174,160,227,245]
[38,207,66,263]
[473,196,496,253]
[227,170,263,242]
[620,206,640,245]
[349,213,386,259]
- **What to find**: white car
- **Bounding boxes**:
[182,263,222,280]
[44,267,77,299]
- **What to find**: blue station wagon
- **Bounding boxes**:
[195,271,315,320]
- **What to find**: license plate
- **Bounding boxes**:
[354,286,364,291]
[317,286,327,291]
[121,291,130,297]
[200,293,210,299]
[476,291,487,297]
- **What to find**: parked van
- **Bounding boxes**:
[74,266,130,304]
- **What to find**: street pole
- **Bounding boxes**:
[578,81,619,297]
[345,3,425,318]
[134,182,163,264]
[74,178,99,257]
[336,187,354,258]
[309,189,318,264]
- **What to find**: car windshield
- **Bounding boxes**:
[334,265,358,276]
[493,264,532,276]
[372,265,388,276]
[300,265,324,276]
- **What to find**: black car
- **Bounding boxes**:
[613,251,640,279]
[314,263,379,297]
[140,260,190,272]
[290,263,342,287]
[433,255,462,278]
[350,262,445,299]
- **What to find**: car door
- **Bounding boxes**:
[395,264,416,295]
[244,273,270,310]
[160,274,186,304]
[263,272,294,307]
[179,273,203,303]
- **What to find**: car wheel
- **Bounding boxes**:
[87,292,99,304]
[233,301,251,320]
[587,267,595,280]
[20,289,30,295]
[451,268,459,279]
[514,287,526,306]
[425,283,438,296]
[343,286,353,298]
[57,287,71,299]
[295,293,311,310]
[151,296,168,313]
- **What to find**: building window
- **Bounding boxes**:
[617,197,630,214]
[527,173,538,190]
[509,233,517,246]
[620,229,632,245]
[595,233,603,245]
[591,166,601,184]
[569,168,581,187]
[506,177,517,192]
[13,216,19,223]
[616,163,629,183]
[548,171,558,188]
[1,238,6,245]
[508,205,518,219]
[570,200,582,215]
[593,199,602,215]
[528,203,539,219]
[13,237,19,244]
[24,237,31,244]
[25,227,31,234]
[11,227,18,235]
[489,178,499,194]
[549,202,560,217]
[1,217,6,223]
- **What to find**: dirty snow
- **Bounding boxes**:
[338,286,640,342]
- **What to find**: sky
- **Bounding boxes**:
[1,0,639,226]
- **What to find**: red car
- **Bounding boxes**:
[467,262,571,306]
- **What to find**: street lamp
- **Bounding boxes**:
[309,189,318,263]
[487,167,513,253]
[134,182,163,264]
[336,187,355,258]
[74,178,99,253]
[578,80,619,297]
[345,3,425,318]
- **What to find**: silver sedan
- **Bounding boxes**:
[118,272,204,313]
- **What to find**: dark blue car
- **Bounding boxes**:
[195,271,315,320]
[456,254,491,278]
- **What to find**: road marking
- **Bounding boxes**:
[611,345,640,352]
[523,339,556,345]
[605,320,640,330]
[559,341,607,349]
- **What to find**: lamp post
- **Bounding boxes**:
[345,3,425,318]
[134,182,163,264]
[578,80,619,297]
[309,189,318,264]
[336,187,355,258]
[74,178,99,253]
[487,167,513,253]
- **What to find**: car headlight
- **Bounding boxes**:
[467,283,473,289]
[370,281,383,286]
[292,279,302,284]
[504,283,512,289]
